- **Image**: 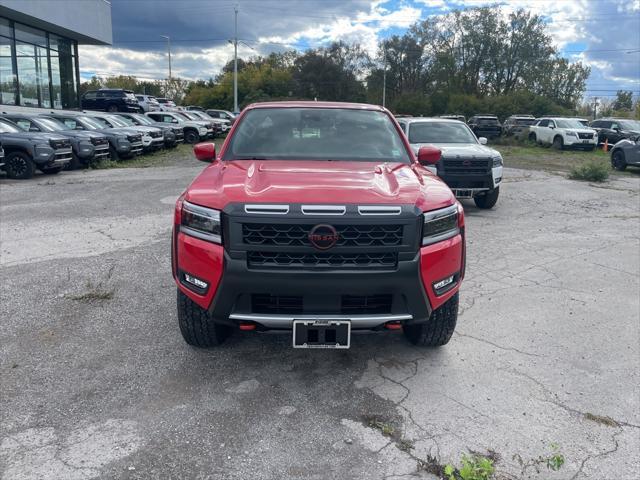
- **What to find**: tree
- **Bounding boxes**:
[613,90,633,111]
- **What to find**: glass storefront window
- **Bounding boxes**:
[0,19,80,109]
[0,34,17,105]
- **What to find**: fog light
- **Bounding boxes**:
[184,273,208,290]
[433,274,458,296]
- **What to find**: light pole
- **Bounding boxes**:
[382,44,387,108]
[233,5,238,113]
[160,35,172,81]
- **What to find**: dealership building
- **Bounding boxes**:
[0,0,112,110]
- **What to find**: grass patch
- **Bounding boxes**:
[568,161,609,182]
[65,279,115,302]
[364,416,396,438]
[444,454,495,480]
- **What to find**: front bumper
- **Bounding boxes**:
[173,227,464,330]
[564,136,597,148]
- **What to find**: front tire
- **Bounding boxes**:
[4,152,36,179]
[177,289,231,347]
[107,104,119,112]
[184,129,199,144]
[612,150,627,171]
[552,135,564,150]
[403,293,459,347]
[474,187,499,209]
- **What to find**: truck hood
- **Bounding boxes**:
[0,131,69,143]
[184,160,456,211]
[410,142,499,158]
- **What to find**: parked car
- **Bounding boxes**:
[206,109,236,125]
[502,115,536,138]
[81,89,140,112]
[185,105,204,112]
[116,112,183,147]
[135,94,160,112]
[172,101,465,349]
[0,113,110,169]
[467,115,502,139]
[185,110,229,133]
[156,98,177,111]
[610,135,640,171]
[439,115,466,122]
[528,117,598,150]
[397,117,503,208]
[178,111,219,137]
[0,118,72,179]
[590,118,640,148]
[146,111,209,144]
[88,113,164,152]
[42,113,143,160]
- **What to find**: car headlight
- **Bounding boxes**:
[492,155,503,167]
[423,204,459,246]
[565,131,577,137]
[181,201,221,244]
[199,127,208,135]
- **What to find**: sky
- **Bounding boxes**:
[79,0,640,102]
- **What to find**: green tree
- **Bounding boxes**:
[613,90,633,111]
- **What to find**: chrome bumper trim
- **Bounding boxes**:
[228,313,412,328]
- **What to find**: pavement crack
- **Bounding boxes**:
[455,332,542,357]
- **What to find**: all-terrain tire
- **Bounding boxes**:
[66,153,83,170]
[4,151,36,179]
[612,150,627,171]
[177,289,231,347]
[403,293,459,347]
[109,145,120,161]
[474,187,499,209]
[552,135,564,150]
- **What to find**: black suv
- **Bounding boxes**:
[590,118,640,147]
[468,115,502,139]
[81,89,141,113]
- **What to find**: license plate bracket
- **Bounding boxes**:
[293,320,351,349]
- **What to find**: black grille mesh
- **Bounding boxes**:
[243,223,403,247]
[442,158,491,175]
[247,251,397,269]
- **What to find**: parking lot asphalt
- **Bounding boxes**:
[1,159,639,480]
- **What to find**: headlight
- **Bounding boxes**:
[181,201,221,244]
[199,127,208,135]
[492,155,503,167]
[422,204,459,246]
[565,131,577,137]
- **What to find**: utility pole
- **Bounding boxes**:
[382,44,387,108]
[593,97,599,120]
[160,35,172,81]
[233,5,238,113]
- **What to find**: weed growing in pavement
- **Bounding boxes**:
[444,454,495,480]
[584,412,619,427]
[568,160,609,182]
[66,280,114,302]
[514,443,566,475]
[365,416,396,437]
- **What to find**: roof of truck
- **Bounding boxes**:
[246,101,385,111]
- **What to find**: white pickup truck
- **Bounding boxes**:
[528,117,598,151]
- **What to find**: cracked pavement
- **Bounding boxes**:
[1,159,639,479]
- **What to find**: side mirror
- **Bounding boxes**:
[478,137,488,145]
[549,125,555,129]
[417,145,441,165]
[193,142,216,163]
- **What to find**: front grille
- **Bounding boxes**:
[252,294,302,314]
[251,294,392,315]
[243,224,403,248]
[150,131,162,138]
[578,133,594,139]
[247,251,398,269]
[50,139,71,149]
[442,158,491,175]
[127,134,142,142]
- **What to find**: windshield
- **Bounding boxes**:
[118,116,135,126]
[556,119,587,129]
[133,114,154,125]
[477,118,499,125]
[619,120,640,130]
[104,115,130,127]
[0,120,21,133]
[39,118,70,131]
[180,112,199,120]
[223,107,410,163]
[515,118,536,125]
[176,112,196,121]
[408,121,478,144]
[78,116,107,130]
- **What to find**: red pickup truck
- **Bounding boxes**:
[171,101,465,349]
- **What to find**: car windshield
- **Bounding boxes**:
[556,119,586,129]
[78,116,107,130]
[177,112,196,121]
[180,112,199,120]
[223,107,410,163]
[477,118,499,125]
[133,114,154,125]
[0,120,21,133]
[515,118,535,125]
[118,116,135,126]
[619,120,640,130]
[35,118,70,132]
[105,115,130,127]
[408,121,478,144]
